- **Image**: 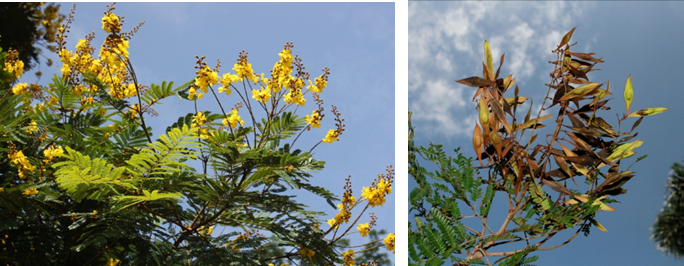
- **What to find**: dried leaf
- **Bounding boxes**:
[627,107,669,117]
[456,76,496,87]
[630,117,644,133]
[489,99,512,134]
[496,53,505,80]
[489,130,503,158]
[559,27,577,48]
[566,51,604,63]
[624,75,633,114]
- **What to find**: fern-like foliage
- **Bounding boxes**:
[53,146,133,202]
[126,124,199,178]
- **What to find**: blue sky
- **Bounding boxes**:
[26,2,395,263]
[410,2,684,265]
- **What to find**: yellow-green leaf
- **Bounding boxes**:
[505,96,528,106]
[624,75,633,114]
[607,140,643,161]
[514,114,552,131]
[627,107,669,117]
[484,40,494,81]
[590,218,609,232]
[479,95,490,126]
[559,83,602,102]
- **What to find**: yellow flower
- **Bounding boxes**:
[222,109,244,129]
[305,110,322,128]
[378,179,392,195]
[322,129,340,143]
[25,121,38,134]
[384,233,395,254]
[218,73,240,95]
[233,60,257,84]
[334,203,351,224]
[299,247,315,259]
[251,87,271,104]
[3,48,24,79]
[361,186,386,207]
[192,112,207,128]
[195,65,219,93]
[358,223,370,237]
[327,218,339,229]
[284,89,306,106]
[23,188,38,196]
[8,150,36,179]
[102,12,121,34]
[12,83,29,95]
[43,145,64,162]
[342,191,356,205]
[188,87,204,100]
[342,249,356,266]
[106,257,120,266]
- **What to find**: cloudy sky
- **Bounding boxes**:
[27,2,395,262]
[410,2,684,265]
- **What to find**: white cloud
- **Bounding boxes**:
[409,2,596,141]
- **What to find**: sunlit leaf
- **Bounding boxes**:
[559,83,601,102]
[627,107,669,117]
[484,40,494,81]
[479,94,490,127]
[624,75,633,114]
[504,96,527,106]
[607,140,643,161]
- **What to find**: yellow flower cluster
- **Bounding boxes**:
[12,83,29,95]
[307,75,328,93]
[357,223,370,237]
[3,48,24,79]
[192,112,207,128]
[198,225,214,239]
[191,112,210,139]
[322,129,341,143]
[342,249,355,266]
[305,110,322,128]
[218,73,240,96]
[43,145,64,163]
[23,188,39,196]
[222,109,244,129]
[268,263,289,266]
[327,190,356,229]
[251,86,272,104]
[233,57,258,84]
[25,121,38,134]
[102,12,121,34]
[384,233,395,254]
[195,65,219,94]
[299,247,315,259]
[106,257,121,266]
[361,178,392,207]
[8,150,35,179]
